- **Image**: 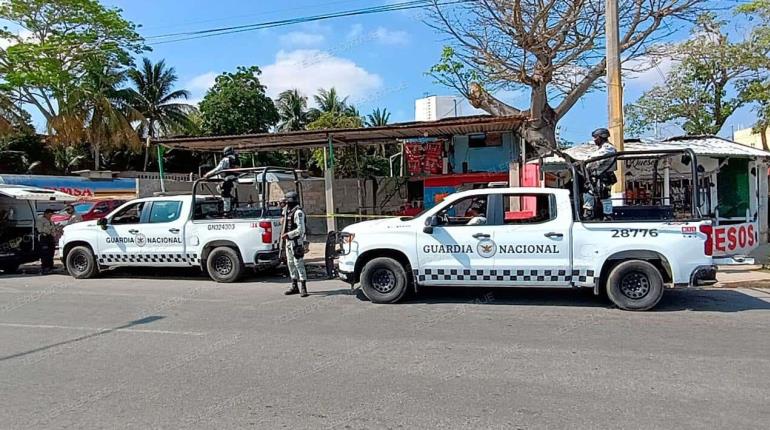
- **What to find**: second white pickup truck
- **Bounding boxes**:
[333,187,723,310]
[59,167,301,283]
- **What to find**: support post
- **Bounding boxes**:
[606,0,626,203]
[324,137,336,234]
[663,163,671,206]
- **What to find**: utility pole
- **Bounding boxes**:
[606,0,625,201]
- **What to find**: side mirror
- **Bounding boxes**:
[423,215,440,234]
[97,217,108,230]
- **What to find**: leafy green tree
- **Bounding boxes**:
[0,0,145,123]
[736,0,770,149]
[127,58,196,170]
[366,108,391,127]
[199,66,279,136]
[307,112,387,177]
[625,14,768,137]
[276,89,309,132]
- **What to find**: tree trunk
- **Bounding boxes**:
[143,121,154,172]
[467,82,557,157]
[94,143,101,170]
[761,125,769,152]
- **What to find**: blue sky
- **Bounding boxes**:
[37,1,769,143]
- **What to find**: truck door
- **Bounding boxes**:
[488,192,572,286]
[98,201,148,266]
[415,193,497,285]
[142,200,188,265]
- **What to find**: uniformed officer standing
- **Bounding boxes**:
[205,146,240,215]
[281,191,308,297]
[37,209,57,275]
[583,128,618,219]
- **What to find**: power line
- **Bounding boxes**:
[147,0,471,45]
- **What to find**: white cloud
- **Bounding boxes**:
[279,31,325,47]
[260,50,383,102]
[0,29,35,49]
[371,27,409,45]
[187,72,217,92]
[624,54,677,87]
[347,24,364,39]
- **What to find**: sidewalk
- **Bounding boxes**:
[716,265,770,288]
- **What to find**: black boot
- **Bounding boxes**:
[284,280,299,295]
[300,281,308,297]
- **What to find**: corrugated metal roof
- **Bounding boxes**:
[156,115,529,152]
[558,135,770,161]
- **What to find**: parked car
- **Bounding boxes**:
[51,199,126,225]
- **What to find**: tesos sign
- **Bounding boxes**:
[712,222,758,256]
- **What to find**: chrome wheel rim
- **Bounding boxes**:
[619,271,651,299]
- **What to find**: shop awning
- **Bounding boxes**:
[155,115,529,152]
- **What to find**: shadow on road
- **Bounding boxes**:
[0,316,165,362]
[350,287,770,313]
[655,289,770,312]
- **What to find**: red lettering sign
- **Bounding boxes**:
[682,226,696,234]
[711,222,759,256]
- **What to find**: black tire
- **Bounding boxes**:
[0,263,19,274]
[360,257,409,304]
[206,246,243,283]
[606,260,664,311]
[66,246,98,279]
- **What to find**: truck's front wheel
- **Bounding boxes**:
[66,246,98,279]
[360,257,409,304]
[606,260,664,311]
[206,246,244,283]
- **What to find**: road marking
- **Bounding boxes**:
[0,322,205,336]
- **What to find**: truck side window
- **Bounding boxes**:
[502,194,556,224]
[436,195,488,226]
[149,201,183,223]
[111,202,145,225]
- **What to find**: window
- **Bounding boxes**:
[502,194,556,224]
[149,201,183,223]
[111,202,145,225]
[92,202,109,214]
[436,195,488,226]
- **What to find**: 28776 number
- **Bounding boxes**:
[611,228,659,238]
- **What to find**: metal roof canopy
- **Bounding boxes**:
[155,115,529,152]
[561,135,770,161]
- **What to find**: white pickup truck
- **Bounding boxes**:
[59,167,300,282]
[333,187,723,310]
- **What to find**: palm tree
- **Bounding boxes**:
[366,107,391,127]
[48,64,141,170]
[308,87,348,121]
[276,89,309,131]
[127,57,196,171]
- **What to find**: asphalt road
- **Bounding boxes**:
[1,267,769,429]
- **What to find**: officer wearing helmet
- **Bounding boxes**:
[205,147,240,215]
[583,128,618,219]
[280,191,308,297]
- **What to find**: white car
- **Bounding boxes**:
[59,167,300,282]
[332,187,725,311]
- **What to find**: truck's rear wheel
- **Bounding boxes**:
[66,246,98,279]
[206,246,243,283]
[360,257,408,304]
[606,260,664,311]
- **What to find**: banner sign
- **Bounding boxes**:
[405,142,444,175]
[712,222,758,256]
